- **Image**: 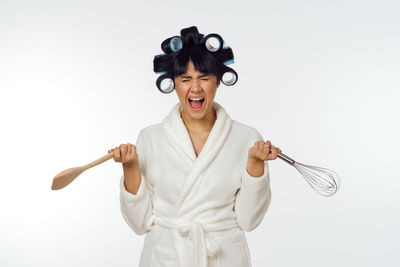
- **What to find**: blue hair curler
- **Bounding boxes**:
[170,37,183,52]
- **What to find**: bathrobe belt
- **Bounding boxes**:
[145,214,238,267]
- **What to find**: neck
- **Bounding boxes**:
[180,105,216,134]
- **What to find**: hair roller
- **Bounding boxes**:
[201,33,224,53]
[221,66,238,86]
[161,36,183,54]
[156,73,175,93]
[154,54,174,73]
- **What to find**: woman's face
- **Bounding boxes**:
[174,60,220,121]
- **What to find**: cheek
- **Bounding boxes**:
[174,85,188,100]
[175,82,189,91]
[204,84,217,97]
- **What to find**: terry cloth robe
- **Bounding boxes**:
[119,101,271,267]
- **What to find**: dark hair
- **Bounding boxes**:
[153,26,238,93]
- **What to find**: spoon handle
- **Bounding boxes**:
[82,152,114,170]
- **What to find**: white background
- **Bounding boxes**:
[1,0,399,266]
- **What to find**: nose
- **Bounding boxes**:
[191,78,202,91]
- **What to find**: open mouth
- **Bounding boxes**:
[188,97,205,110]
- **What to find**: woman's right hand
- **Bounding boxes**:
[108,143,138,169]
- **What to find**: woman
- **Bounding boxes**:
[108,26,281,267]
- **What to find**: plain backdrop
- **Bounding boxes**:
[1,0,399,266]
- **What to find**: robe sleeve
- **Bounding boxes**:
[234,131,272,232]
[119,130,154,235]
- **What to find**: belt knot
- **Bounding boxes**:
[146,215,236,267]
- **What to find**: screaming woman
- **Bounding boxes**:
[108,26,281,267]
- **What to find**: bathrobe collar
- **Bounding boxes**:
[162,101,233,210]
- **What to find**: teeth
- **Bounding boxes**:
[189,98,204,101]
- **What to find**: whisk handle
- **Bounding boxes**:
[277,151,295,165]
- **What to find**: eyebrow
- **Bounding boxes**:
[180,74,210,79]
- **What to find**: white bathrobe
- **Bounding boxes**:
[120,101,271,267]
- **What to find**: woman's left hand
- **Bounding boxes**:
[248,140,281,162]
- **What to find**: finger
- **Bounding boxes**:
[131,144,136,157]
[255,143,264,160]
[262,141,269,155]
[269,147,279,160]
[262,142,269,156]
[252,142,259,153]
[127,143,134,155]
[257,141,264,151]
[114,148,121,161]
[120,144,128,160]
[265,141,271,151]
[264,141,271,152]
[127,144,132,159]
[254,141,263,148]
[272,145,281,153]
[273,148,279,158]
[249,144,260,160]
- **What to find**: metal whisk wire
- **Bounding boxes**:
[277,151,340,197]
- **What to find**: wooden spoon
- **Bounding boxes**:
[51,152,114,190]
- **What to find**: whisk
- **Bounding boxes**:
[277,151,340,197]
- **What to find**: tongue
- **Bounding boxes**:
[190,100,202,109]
